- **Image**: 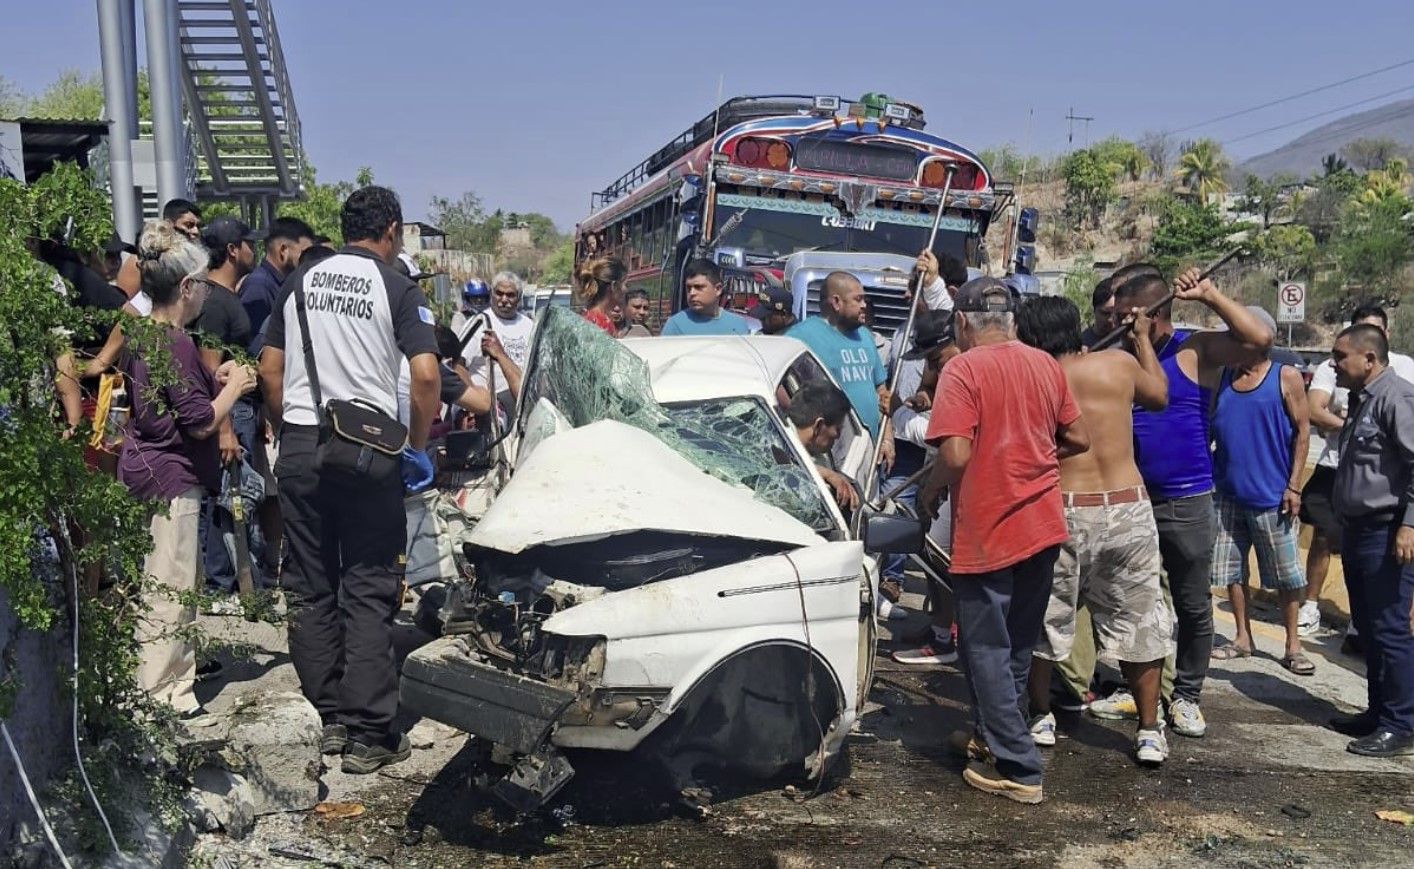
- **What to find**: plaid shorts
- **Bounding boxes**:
[1210,493,1307,590]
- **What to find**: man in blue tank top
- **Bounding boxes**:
[1088,267,1275,739]
[1208,307,1312,675]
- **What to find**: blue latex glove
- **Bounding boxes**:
[400,445,435,493]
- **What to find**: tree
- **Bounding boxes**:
[1061,148,1118,229]
[1091,137,1148,182]
[1341,137,1409,173]
[1138,130,1173,180]
[1060,256,1099,317]
[1319,153,1351,180]
[1234,173,1298,229]
[541,238,574,283]
[428,190,504,253]
[0,75,25,117]
[1335,187,1413,296]
[277,164,361,245]
[22,69,106,120]
[1148,197,1240,275]
[1175,139,1231,204]
[1252,223,1316,281]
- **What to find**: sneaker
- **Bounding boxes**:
[892,641,958,666]
[1297,601,1322,637]
[1169,698,1207,738]
[962,760,1044,805]
[1136,727,1169,765]
[876,598,909,622]
[321,724,349,756]
[341,733,411,775]
[1088,689,1139,720]
[1029,712,1057,747]
[204,597,243,617]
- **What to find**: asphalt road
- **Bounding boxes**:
[190,587,1414,868]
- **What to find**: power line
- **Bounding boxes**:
[1252,100,1414,156]
[1167,57,1414,135]
[1222,85,1414,146]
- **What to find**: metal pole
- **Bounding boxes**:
[117,0,139,130]
[98,0,140,242]
[143,0,188,207]
[858,165,957,508]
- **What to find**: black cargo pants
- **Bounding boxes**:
[276,424,406,745]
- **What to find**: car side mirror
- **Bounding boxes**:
[863,512,924,555]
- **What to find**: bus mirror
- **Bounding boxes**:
[715,247,746,270]
[1018,207,1039,243]
[1014,244,1036,275]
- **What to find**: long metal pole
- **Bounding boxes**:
[1090,247,1244,351]
[98,0,140,242]
[117,0,139,131]
[858,165,957,510]
[143,0,187,206]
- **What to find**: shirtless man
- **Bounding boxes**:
[1016,296,1173,765]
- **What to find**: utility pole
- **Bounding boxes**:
[1066,107,1095,147]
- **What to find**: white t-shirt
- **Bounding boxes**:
[1308,352,1414,467]
[465,311,535,393]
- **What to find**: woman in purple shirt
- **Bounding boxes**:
[119,220,255,716]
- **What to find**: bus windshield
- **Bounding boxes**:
[712,193,972,266]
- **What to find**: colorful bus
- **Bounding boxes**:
[574,93,1013,334]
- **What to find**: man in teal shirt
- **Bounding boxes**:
[787,272,892,445]
[661,259,757,336]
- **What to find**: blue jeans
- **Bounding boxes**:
[1341,517,1414,735]
[202,398,265,593]
[955,545,1059,785]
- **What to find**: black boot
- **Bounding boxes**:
[341,732,411,774]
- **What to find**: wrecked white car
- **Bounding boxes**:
[399,308,919,812]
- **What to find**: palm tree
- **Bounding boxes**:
[1176,139,1231,204]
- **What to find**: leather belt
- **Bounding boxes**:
[1063,485,1148,508]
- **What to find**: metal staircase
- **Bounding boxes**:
[174,0,304,201]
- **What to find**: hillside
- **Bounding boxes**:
[1236,98,1414,179]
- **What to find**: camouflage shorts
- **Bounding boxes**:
[1035,498,1174,665]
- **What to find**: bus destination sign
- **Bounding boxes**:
[793,138,918,181]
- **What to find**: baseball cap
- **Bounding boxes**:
[902,310,955,360]
[103,232,137,257]
[952,276,1016,314]
[756,283,793,313]
[201,216,264,250]
[396,251,430,280]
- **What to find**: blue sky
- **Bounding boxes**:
[3,0,1411,229]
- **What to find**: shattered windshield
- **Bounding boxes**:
[520,308,835,532]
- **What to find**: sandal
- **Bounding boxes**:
[1211,643,1253,660]
[1282,653,1315,676]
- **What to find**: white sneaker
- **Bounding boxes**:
[1297,601,1321,637]
[1136,727,1169,765]
[1029,712,1057,747]
[876,598,909,622]
[1088,689,1139,720]
[1169,698,1207,738]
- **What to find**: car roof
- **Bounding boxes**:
[622,335,809,404]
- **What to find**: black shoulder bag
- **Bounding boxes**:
[293,276,408,480]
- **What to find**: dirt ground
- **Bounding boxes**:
[188,581,1414,869]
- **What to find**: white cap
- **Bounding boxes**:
[397,251,429,280]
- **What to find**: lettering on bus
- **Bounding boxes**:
[794,139,918,181]
[821,214,877,231]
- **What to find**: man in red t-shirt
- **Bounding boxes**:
[918,277,1090,804]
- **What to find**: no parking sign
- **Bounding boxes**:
[1277,282,1305,324]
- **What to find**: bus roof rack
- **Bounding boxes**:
[591,94,929,211]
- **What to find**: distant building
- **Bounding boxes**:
[403,221,447,252]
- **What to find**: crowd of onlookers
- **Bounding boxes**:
[37,185,1414,794]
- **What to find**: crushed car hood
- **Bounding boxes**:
[469,420,821,554]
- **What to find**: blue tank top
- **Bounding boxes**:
[1211,364,1293,510]
[1132,330,1214,500]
